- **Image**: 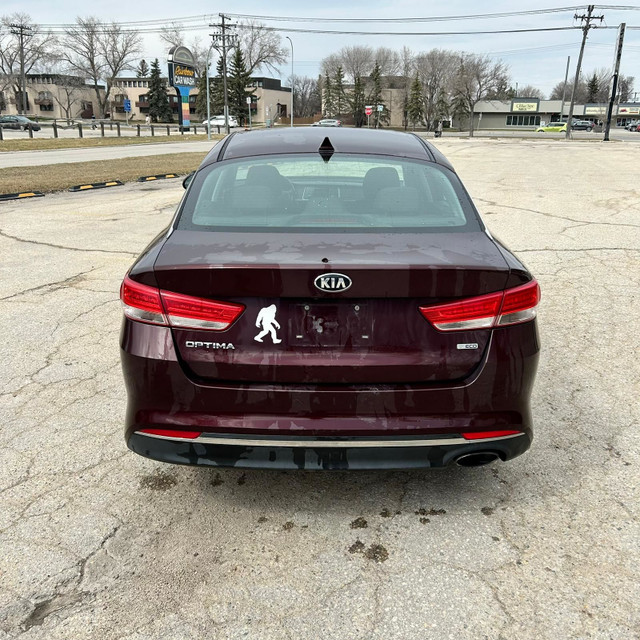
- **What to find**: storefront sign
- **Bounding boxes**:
[584,105,607,115]
[617,105,640,115]
[511,99,539,113]
[168,46,197,129]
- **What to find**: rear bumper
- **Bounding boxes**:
[128,431,531,470]
[121,318,539,469]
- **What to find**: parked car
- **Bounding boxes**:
[311,119,342,127]
[624,120,640,131]
[202,115,239,128]
[120,128,540,470]
[536,122,567,133]
[0,115,41,131]
[571,120,594,131]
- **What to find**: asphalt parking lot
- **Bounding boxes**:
[1,138,638,639]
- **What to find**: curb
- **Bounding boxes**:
[69,180,124,192]
[0,191,45,202]
[137,173,179,182]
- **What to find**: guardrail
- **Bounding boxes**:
[0,120,225,141]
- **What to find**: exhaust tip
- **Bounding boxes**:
[455,452,500,467]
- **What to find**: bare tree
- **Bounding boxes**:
[0,13,57,111]
[398,46,415,128]
[292,75,321,117]
[516,84,545,99]
[415,49,458,130]
[62,18,142,117]
[237,20,287,75]
[550,77,587,104]
[617,75,634,103]
[322,46,375,83]
[159,24,209,72]
[373,47,400,77]
[453,53,510,136]
[320,53,342,79]
[51,73,86,120]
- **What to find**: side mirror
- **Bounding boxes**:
[182,171,195,189]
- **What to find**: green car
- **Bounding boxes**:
[536,122,567,133]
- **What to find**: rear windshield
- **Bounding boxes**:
[176,153,480,233]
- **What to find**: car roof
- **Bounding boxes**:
[201,127,454,170]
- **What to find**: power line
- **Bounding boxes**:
[32,7,588,29]
[234,26,583,36]
[227,7,582,23]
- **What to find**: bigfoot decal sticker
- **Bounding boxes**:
[254,304,282,344]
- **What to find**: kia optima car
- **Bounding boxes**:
[120,128,540,470]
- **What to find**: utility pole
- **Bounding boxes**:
[560,56,570,121]
[604,23,626,141]
[209,14,237,134]
[566,5,604,139]
[285,36,294,127]
[10,22,32,115]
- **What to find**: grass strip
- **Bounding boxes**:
[0,133,223,152]
[0,152,207,194]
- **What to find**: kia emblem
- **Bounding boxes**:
[314,272,352,292]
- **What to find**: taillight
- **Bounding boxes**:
[160,290,244,330]
[497,280,540,327]
[121,277,166,325]
[462,430,521,440]
[139,428,201,439]
[120,276,244,330]
[420,280,539,332]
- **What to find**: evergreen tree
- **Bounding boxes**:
[368,61,387,128]
[210,57,226,116]
[334,66,345,117]
[323,71,335,117]
[407,75,424,129]
[349,74,366,128]
[147,59,172,123]
[587,73,599,103]
[228,47,254,124]
[136,59,149,78]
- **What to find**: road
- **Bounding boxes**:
[2,127,639,170]
[0,140,215,169]
[0,138,638,639]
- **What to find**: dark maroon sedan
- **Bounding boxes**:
[120,128,540,470]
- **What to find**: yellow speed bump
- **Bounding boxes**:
[69,180,124,192]
[0,191,45,202]
[137,173,179,182]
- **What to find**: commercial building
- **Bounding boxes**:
[110,75,292,124]
[1,72,292,125]
[455,98,640,130]
[0,74,104,120]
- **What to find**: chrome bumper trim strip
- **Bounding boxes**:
[137,432,524,448]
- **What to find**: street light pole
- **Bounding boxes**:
[285,36,294,127]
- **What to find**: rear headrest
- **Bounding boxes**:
[246,165,291,193]
[363,167,401,199]
[247,165,282,184]
[230,185,276,210]
[372,187,420,213]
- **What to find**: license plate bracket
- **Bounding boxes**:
[292,303,371,347]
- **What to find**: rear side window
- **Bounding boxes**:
[177,154,480,233]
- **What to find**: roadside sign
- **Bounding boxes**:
[246,96,252,104]
[365,106,373,116]
[377,104,384,112]
[123,99,131,113]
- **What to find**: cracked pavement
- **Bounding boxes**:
[0,139,638,639]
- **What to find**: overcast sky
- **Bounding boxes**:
[4,1,640,98]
